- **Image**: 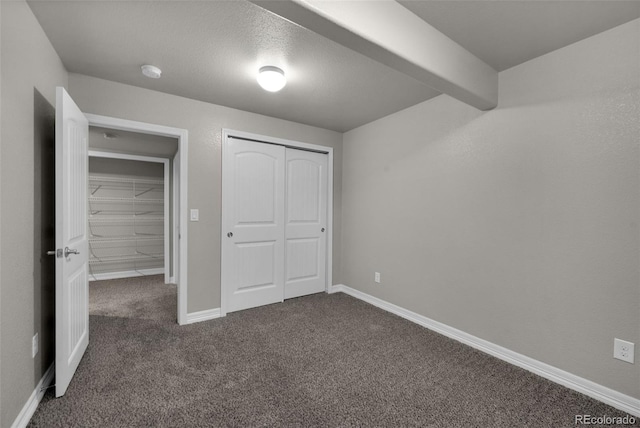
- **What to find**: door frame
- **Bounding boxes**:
[220,129,334,317]
[87,150,171,284]
[85,114,189,325]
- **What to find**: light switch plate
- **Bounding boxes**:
[190,209,199,221]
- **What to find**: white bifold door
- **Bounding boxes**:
[222,138,328,313]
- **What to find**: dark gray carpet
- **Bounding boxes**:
[89,275,176,322]
[30,293,636,427]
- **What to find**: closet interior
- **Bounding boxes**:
[88,157,166,281]
[87,125,179,283]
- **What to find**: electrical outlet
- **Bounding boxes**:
[374,272,381,283]
[32,333,39,358]
[614,338,634,364]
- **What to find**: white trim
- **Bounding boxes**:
[220,129,334,317]
[185,308,221,324]
[85,114,188,325]
[330,284,640,418]
[89,268,164,282]
[88,150,168,164]
[11,363,55,428]
[88,150,170,284]
[172,150,180,286]
[326,149,333,295]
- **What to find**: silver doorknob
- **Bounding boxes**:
[227,232,233,238]
[64,247,80,258]
[321,228,325,232]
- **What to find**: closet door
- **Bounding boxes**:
[284,148,328,299]
[222,138,285,313]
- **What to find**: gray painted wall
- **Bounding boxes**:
[341,19,640,399]
[69,73,343,314]
[89,157,164,180]
[0,1,69,425]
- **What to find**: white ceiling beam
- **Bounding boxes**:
[252,0,498,110]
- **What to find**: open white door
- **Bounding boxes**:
[54,87,89,397]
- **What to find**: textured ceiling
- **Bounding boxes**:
[89,126,178,158]
[399,0,640,72]
[28,0,439,132]
[29,1,640,132]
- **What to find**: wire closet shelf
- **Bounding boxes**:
[88,175,164,280]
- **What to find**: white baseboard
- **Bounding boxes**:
[11,363,55,428]
[185,307,221,324]
[330,284,640,418]
[89,268,164,281]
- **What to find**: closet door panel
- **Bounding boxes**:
[223,139,285,312]
[284,149,328,299]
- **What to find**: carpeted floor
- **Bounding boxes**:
[30,292,636,427]
[89,275,176,322]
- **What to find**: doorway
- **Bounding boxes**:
[85,114,189,325]
[53,88,190,397]
[87,147,176,321]
[220,129,334,316]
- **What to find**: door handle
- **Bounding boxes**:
[227,232,233,238]
[321,228,325,232]
[64,247,80,258]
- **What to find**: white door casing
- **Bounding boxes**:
[222,138,286,313]
[84,113,188,324]
[172,150,180,285]
[284,148,328,299]
[55,87,89,397]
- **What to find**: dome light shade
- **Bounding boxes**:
[257,66,286,92]
[141,64,162,79]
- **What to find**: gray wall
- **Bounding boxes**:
[69,73,343,313]
[341,19,640,399]
[0,1,69,425]
[89,157,164,180]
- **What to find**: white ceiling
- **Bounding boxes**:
[399,0,640,72]
[28,0,438,132]
[89,126,178,158]
[29,1,640,132]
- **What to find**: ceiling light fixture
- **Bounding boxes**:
[141,64,162,79]
[257,66,286,92]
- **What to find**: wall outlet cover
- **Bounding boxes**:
[613,338,634,364]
